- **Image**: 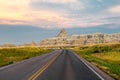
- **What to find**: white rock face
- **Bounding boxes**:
[56,28,68,37]
[40,29,120,47]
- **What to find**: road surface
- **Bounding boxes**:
[0,50,114,80]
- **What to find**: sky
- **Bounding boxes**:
[0,0,120,45]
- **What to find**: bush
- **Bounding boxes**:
[92,46,111,53]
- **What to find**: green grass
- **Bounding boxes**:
[74,43,120,80]
[0,47,52,67]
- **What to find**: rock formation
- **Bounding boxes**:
[57,28,68,37]
[40,29,120,47]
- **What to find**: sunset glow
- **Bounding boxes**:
[0,0,120,28]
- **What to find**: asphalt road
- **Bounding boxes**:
[0,50,114,80]
[0,50,62,80]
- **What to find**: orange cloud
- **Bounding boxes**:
[0,0,119,29]
[0,0,87,28]
[0,0,30,20]
[0,0,71,27]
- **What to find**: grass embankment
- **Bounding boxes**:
[0,47,52,67]
[74,44,120,80]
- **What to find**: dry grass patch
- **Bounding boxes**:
[74,43,120,80]
[92,51,120,63]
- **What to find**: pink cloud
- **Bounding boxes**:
[109,5,120,13]
[0,19,29,25]
[31,0,78,4]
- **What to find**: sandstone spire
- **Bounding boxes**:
[57,28,68,37]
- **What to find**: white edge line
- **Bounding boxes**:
[73,51,105,80]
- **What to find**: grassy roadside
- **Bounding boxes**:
[73,44,120,80]
[0,47,52,67]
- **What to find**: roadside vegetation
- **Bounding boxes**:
[74,43,120,80]
[0,47,52,67]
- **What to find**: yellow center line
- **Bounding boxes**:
[28,53,61,80]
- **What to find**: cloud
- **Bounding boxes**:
[0,0,120,29]
[0,0,30,20]
[30,0,86,12]
[109,5,120,13]
[31,0,78,4]
[0,0,85,28]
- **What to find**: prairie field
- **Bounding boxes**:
[74,43,120,80]
[0,47,52,67]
